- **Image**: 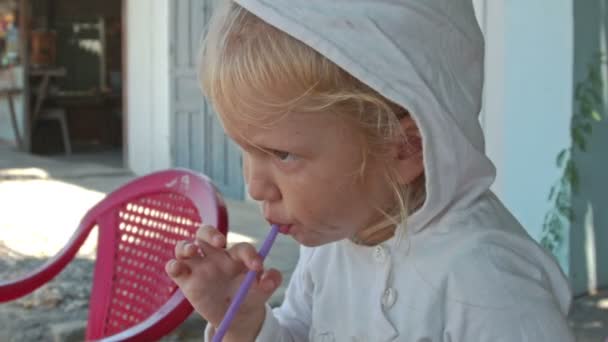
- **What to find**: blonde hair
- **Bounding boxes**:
[200,1,425,244]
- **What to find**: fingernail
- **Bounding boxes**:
[251,259,262,269]
[167,259,176,270]
[213,235,224,245]
[265,279,276,291]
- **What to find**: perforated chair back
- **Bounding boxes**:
[0,169,228,341]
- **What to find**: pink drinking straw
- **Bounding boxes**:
[211,224,281,341]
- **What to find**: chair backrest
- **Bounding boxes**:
[0,169,228,341]
[85,168,228,341]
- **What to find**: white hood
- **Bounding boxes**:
[234,0,496,234]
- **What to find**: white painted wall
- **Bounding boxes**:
[126,0,172,174]
[475,1,574,270]
[474,0,506,198]
[0,66,25,147]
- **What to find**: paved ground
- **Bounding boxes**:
[0,144,606,341]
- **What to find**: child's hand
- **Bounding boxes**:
[165,225,283,339]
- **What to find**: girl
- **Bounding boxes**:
[166,0,574,340]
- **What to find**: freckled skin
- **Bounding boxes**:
[224,112,398,247]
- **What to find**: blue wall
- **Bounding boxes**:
[501,1,573,270]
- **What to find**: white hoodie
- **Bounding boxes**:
[208,0,574,340]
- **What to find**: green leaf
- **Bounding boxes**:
[580,97,592,114]
[589,65,601,84]
[581,123,593,134]
[557,204,569,218]
[564,161,574,182]
[548,185,557,201]
[575,83,584,98]
[590,89,602,105]
[581,107,595,123]
[572,130,586,151]
[556,149,568,167]
[571,166,580,193]
[542,54,604,257]
[553,228,563,243]
[541,237,555,252]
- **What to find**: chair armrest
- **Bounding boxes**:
[0,219,95,302]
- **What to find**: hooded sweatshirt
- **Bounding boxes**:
[207,0,574,340]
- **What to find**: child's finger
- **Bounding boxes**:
[195,240,225,260]
[195,224,226,248]
[257,268,283,293]
[175,240,199,259]
[165,259,191,278]
[226,242,263,271]
[245,268,283,308]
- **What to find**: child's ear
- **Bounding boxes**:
[391,115,424,185]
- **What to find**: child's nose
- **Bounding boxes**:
[243,155,281,202]
[243,158,281,201]
[247,178,281,202]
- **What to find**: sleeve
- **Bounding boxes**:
[204,324,214,341]
[255,246,315,341]
[443,238,575,342]
[450,302,575,342]
[204,246,315,342]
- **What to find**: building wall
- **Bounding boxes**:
[125,0,171,174]
[502,1,574,256]
[477,1,574,270]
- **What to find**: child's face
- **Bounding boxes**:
[223,111,396,247]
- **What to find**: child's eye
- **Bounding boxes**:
[271,149,297,162]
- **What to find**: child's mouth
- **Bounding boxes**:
[279,224,292,234]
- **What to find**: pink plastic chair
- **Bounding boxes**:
[0,168,228,341]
